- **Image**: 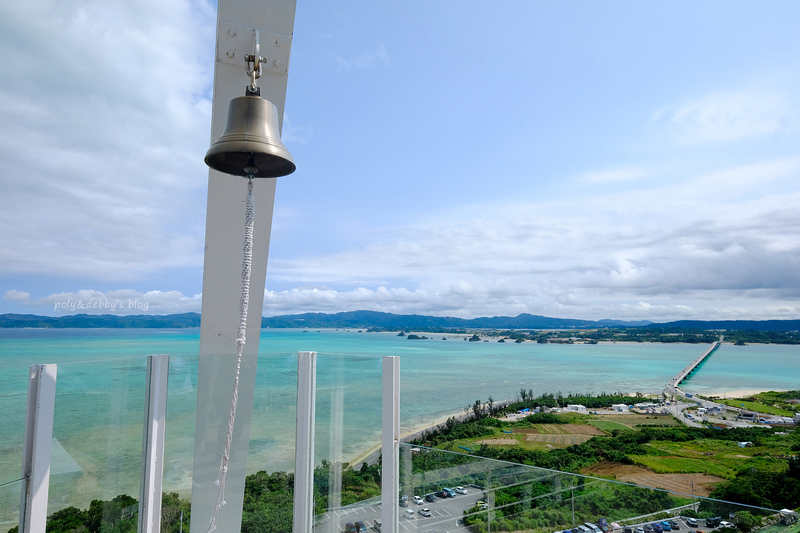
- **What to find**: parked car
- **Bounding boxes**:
[399,495,408,507]
[455,486,468,494]
[624,527,633,533]
[661,521,672,531]
[669,520,680,530]
[419,508,432,517]
[442,487,456,498]
[652,523,663,533]
[719,522,734,529]
[685,518,698,528]
[643,525,654,533]
[373,519,382,532]
[355,521,367,533]
[413,496,423,505]
[706,517,721,528]
[403,509,415,519]
[635,528,645,533]
[425,494,437,502]
[345,523,357,533]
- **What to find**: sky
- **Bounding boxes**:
[1,1,799,322]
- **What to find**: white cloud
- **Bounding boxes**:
[0,0,214,281]
[263,158,800,321]
[280,113,313,144]
[3,290,31,303]
[578,167,654,184]
[655,89,795,145]
[332,43,390,72]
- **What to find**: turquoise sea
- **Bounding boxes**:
[0,328,798,520]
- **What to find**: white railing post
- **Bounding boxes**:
[294,351,317,533]
[139,355,170,533]
[19,364,57,533]
[381,356,400,533]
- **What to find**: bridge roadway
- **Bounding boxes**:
[664,338,721,399]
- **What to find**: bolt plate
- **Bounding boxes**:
[217,21,292,75]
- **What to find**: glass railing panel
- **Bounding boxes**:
[47,355,147,523]
[395,444,800,533]
[0,364,29,490]
[160,352,199,514]
[308,352,385,533]
[1,478,23,531]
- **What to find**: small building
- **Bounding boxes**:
[611,404,629,412]
[566,404,587,413]
[738,441,753,448]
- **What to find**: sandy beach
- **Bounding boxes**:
[345,406,484,467]
[701,388,790,398]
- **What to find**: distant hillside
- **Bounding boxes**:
[259,311,650,330]
[0,313,201,328]
[648,319,800,332]
[1,311,798,331]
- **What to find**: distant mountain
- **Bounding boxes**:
[259,311,650,330]
[0,313,201,328]
[1,311,797,331]
[646,319,800,332]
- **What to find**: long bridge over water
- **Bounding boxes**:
[664,338,721,399]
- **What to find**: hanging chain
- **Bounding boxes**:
[245,29,265,92]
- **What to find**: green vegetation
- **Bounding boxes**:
[714,398,795,417]
[8,493,190,533]
[703,390,800,417]
[17,393,800,533]
[589,420,634,432]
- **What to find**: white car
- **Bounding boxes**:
[455,486,467,494]
[413,495,423,505]
[419,508,432,517]
[403,509,415,519]
[719,522,734,529]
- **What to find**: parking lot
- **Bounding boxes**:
[318,496,732,533]
[315,491,481,533]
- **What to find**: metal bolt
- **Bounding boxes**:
[226,50,235,58]
[228,28,236,37]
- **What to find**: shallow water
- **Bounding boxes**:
[0,328,797,516]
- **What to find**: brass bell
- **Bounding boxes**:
[205,89,296,178]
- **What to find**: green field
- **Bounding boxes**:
[589,420,631,432]
[715,398,795,417]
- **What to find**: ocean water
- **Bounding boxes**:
[0,328,798,518]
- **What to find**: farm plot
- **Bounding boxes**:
[514,424,605,446]
[583,462,724,497]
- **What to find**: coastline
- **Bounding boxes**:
[344,387,794,467]
[345,406,482,467]
[700,388,789,398]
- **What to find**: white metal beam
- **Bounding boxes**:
[293,351,316,533]
[381,357,400,533]
[19,364,57,533]
[191,0,297,531]
[139,355,170,533]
